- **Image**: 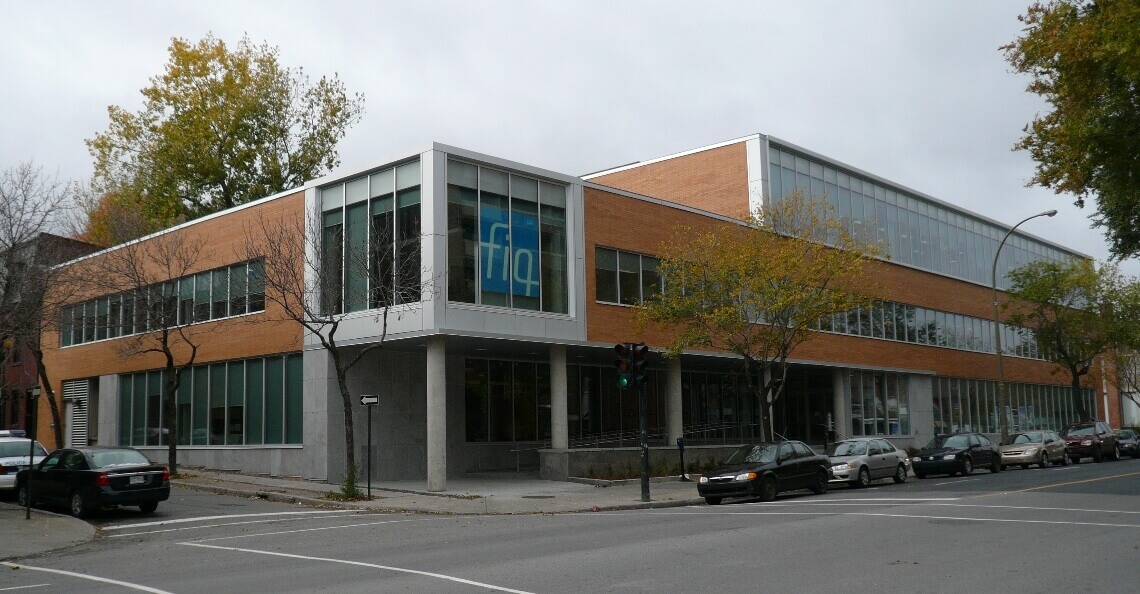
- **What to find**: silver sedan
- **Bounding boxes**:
[827,437,910,487]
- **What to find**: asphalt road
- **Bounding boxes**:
[5,458,1139,593]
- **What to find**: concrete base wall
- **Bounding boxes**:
[539,445,743,481]
[141,446,308,478]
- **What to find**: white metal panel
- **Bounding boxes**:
[63,379,89,447]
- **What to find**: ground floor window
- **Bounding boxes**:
[567,365,665,447]
[464,359,551,443]
[681,371,755,442]
[848,370,910,437]
[117,352,302,447]
[932,377,1091,434]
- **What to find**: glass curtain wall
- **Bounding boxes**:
[932,377,1092,434]
[447,159,569,313]
[320,160,421,314]
[847,370,910,437]
[118,353,303,447]
[768,145,1076,289]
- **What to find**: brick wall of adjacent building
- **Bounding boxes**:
[587,142,751,219]
[36,192,306,448]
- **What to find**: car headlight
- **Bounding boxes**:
[942,454,957,460]
[1024,447,1039,455]
[1081,440,1093,446]
[698,476,708,484]
[735,472,758,481]
[911,457,920,462]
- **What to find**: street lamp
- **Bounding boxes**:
[992,209,1057,443]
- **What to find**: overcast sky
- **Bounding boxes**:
[3,1,1135,275]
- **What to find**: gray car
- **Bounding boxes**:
[827,438,910,487]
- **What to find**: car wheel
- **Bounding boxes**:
[69,491,89,519]
[1061,454,1069,466]
[810,470,829,495]
[1110,445,1120,461]
[758,476,778,502]
[704,497,722,506]
[961,458,973,476]
[893,464,907,484]
[854,467,871,488]
[990,459,1001,473]
[1094,448,1103,463]
[1071,456,1081,464]
[915,471,926,479]
[1039,452,1050,469]
[1020,463,1029,469]
[139,502,159,514]
[16,484,30,507]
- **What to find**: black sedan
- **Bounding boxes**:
[16,446,170,518]
[1117,429,1139,458]
[697,441,831,505]
[911,433,1001,478]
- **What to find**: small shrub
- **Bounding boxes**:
[585,465,597,479]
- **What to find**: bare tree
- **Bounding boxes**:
[84,226,218,476]
[239,206,430,495]
[1,161,93,446]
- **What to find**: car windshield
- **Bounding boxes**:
[926,435,970,449]
[90,450,151,469]
[1004,432,1043,445]
[827,441,867,456]
[1063,425,1096,437]
[724,444,778,465]
[1121,430,1136,439]
[0,441,48,457]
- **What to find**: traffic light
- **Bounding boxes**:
[630,343,649,388]
[614,343,632,388]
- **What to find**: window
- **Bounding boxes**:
[594,247,663,305]
[446,159,568,313]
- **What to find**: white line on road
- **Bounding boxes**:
[0,563,172,593]
[99,510,358,531]
[644,509,1140,528]
[180,542,536,594]
[760,497,962,503]
[932,478,980,486]
[108,514,379,538]
[185,517,423,542]
[0,585,51,591]
[754,501,1140,514]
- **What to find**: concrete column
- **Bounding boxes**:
[550,345,568,450]
[832,369,847,441]
[426,335,447,492]
[667,357,683,444]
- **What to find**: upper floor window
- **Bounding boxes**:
[446,159,568,313]
[60,259,265,347]
[594,247,661,305]
[320,160,421,314]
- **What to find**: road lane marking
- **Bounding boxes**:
[767,501,1140,514]
[185,517,423,542]
[637,509,1140,528]
[108,515,381,538]
[776,497,962,502]
[0,585,51,591]
[100,510,358,531]
[932,478,980,486]
[0,563,172,593]
[180,542,535,594]
[997,469,1140,494]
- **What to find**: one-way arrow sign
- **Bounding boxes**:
[359,394,379,406]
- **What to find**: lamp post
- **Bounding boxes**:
[25,385,40,520]
[992,209,1057,443]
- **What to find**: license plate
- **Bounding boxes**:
[130,475,146,485]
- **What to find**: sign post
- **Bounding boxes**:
[360,395,378,499]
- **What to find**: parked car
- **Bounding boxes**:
[1061,421,1119,463]
[0,437,49,492]
[1114,429,1138,458]
[697,441,831,505]
[0,429,27,437]
[1000,430,1068,469]
[826,437,910,487]
[15,446,169,518]
[911,433,1001,478]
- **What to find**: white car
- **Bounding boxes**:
[0,437,49,491]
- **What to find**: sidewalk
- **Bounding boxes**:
[172,468,706,515]
[0,502,95,560]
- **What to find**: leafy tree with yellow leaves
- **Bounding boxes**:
[85,33,363,244]
[637,192,884,440]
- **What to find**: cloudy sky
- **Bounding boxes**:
[3,1,1135,275]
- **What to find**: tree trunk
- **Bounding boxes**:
[335,362,356,485]
[164,368,180,478]
[1070,366,1091,421]
[33,349,63,448]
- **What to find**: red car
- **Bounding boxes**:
[1061,421,1120,463]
